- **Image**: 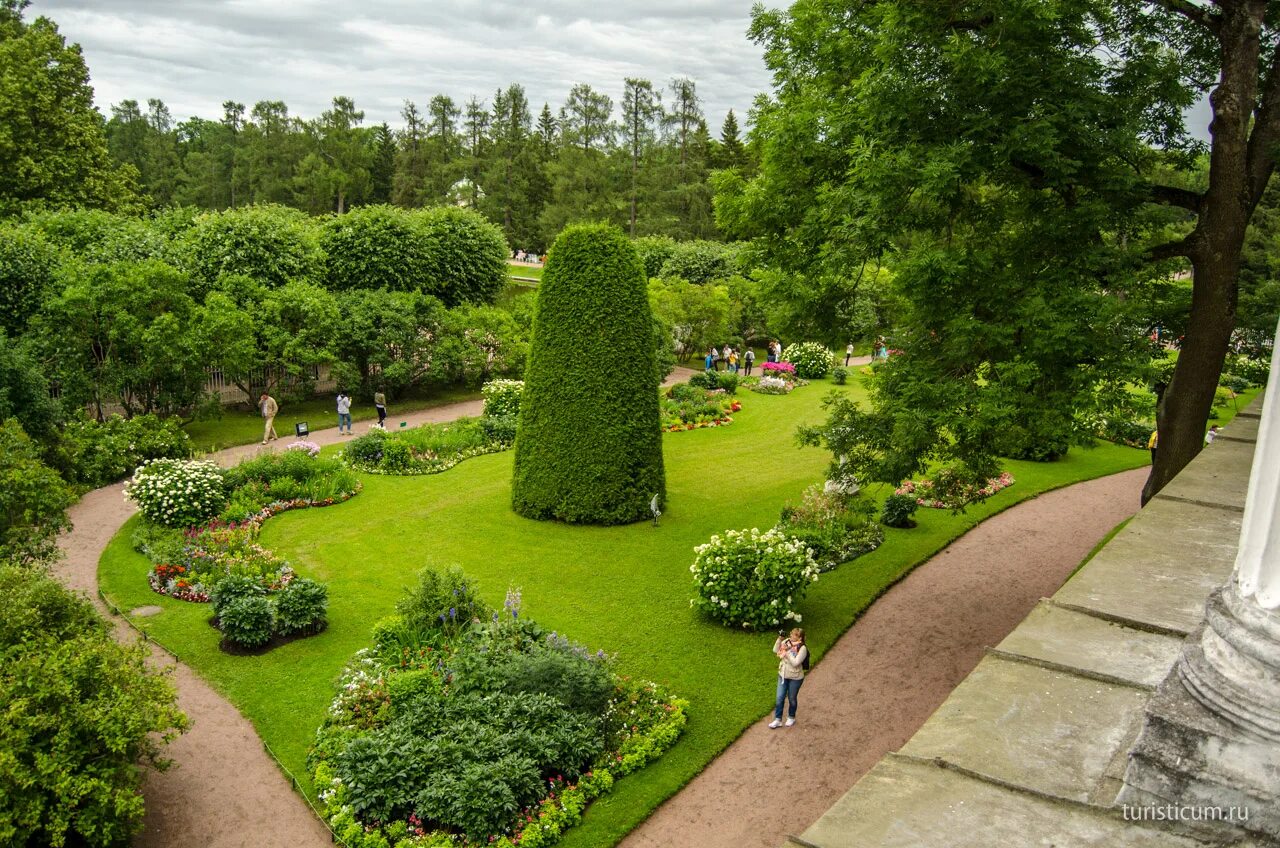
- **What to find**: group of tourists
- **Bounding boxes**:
[255,389,389,444]
[704,341,792,375]
[512,249,545,264]
[704,345,754,374]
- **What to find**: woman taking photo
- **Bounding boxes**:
[769,627,807,728]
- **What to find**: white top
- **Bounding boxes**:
[336,395,351,414]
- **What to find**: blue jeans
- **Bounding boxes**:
[338,412,351,432]
[774,676,803,720]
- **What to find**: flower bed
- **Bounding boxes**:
[761,360,796,376]
[344,417,510,475]
[896,471,1016,509]
[661,383,741,432]
[309,576,687,848]
[131,449,360,604]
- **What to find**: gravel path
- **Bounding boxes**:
[52,390,1142,848]
[620,467,1147,848]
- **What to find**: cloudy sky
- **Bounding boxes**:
[30,0,776,132]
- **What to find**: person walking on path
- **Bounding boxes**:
[845,343,853,367]
[743,347,755,376]
[705,348,716,372]
[769,627,808,728]
[336,392,352,435]
[1148,429,1158,464]
[728,348,739,373]
[373,390,387,428]
[259,393,278,444]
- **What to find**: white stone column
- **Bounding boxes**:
[1119,322,1280,841]
[1233,330,1280,608]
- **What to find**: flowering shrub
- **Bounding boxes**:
[482,378,525,419]
[689,527,819,629]
[53,413,191,489]
[761,360,796,376]
[284,440,321,457]
[309,571,686,848]
[344,417,509,475]
[124,459,227,527]
[896,470,1016,509]
[751,376,793,395]
[782,342,834,379]
[661,383,740,431]
[778,486,883,571]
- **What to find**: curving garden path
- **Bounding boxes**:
[53,391,1146,848]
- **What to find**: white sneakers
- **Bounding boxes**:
[768,718,797,729]
[785,718,796,727]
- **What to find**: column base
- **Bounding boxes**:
[1118,586,1280,842]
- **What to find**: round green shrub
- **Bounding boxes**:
[274,577,328,634]
[412,206,509,306]
[831,366,848,385]
[689,527,819,629]
[880,493,919,528]
[210,574,265,620]
[219,595,275,648]
[124,459,226,528]
[783,341,835,379]
[178,204,321,296]
[320,205,433,293]
[512,224,666,524]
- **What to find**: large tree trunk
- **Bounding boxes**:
[1143,0,1272,504]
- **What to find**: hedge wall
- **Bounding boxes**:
[512,224,665,524]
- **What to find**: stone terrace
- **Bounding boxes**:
[785,403,1267,848]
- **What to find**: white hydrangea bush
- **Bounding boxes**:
[124,458,227,527]
[782,341,834,379]
[689,527,819,629]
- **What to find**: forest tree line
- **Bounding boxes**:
[103,80,756,252]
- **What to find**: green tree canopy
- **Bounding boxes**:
[0,1,140,215]
[319,204,433,292]
[178,204,321,295]
[413,206,509,306]
[512,224,665,524]
[0,222,62,337]
[720,0,1274,488]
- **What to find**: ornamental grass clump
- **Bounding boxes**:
[124,458,226,528]
[689,528,819,630]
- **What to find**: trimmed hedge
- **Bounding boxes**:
[512,224,666,524]
[319,204,433,293]
[413,206,509,306]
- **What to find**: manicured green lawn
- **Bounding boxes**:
[101,378,1148,846]
[183,387,481,453]
[508,262,543,282]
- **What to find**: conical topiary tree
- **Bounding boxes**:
[511,224,666,524]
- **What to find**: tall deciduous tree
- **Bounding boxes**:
[0,0,139,215]
[722,0,1280,495]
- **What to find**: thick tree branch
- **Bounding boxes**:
[946,14,994,32]
[1148,0,1221,34]
[1148,183,1206,212]
[1147,236,1195,262]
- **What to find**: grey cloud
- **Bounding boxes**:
[32,0,771,130]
